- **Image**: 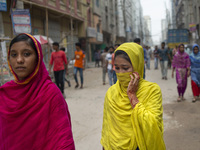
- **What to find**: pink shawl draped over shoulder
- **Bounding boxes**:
[0,33,75,150]
[172,44,190,69]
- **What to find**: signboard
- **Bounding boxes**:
[189,23,196,32]
[167,29,189,48]
[96,32,103,42]
[0,0,7,11]
[11,9,32,35]
[87,27,96,38]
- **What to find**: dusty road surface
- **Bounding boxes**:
[64,62,200,150]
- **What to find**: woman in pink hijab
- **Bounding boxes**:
[0,33,75,150]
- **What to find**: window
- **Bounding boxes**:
[87,9,91,26]
[60,0,66,5]
[96,0,99,7]
[69,0,74,7]
[97,23,100,32]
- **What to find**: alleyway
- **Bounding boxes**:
[65,61,200,150]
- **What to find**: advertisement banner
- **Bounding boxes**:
[168,29,189,43]
[0,0,7,12]
[87,27,96,38]
[167,29,189,48]
[189,23,196,32]
[11,9,32,35]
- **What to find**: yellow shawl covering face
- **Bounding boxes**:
[101,43,166,150]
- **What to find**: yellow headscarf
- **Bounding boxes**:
[101,43,166,150]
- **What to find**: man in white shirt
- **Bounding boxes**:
[106,46,114,86]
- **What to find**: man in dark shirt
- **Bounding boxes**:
[158,42,171,80]
[154,45,159,69]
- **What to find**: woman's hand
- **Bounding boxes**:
[127,72,140,94]
[172,68,175,78]
[127,72,140,108]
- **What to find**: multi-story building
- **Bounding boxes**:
[115,0,126,44]
[190,0,200,44]
[172,0,200,44]
[114,0,145,44]
[143,16,153,46]
[88,0,103,61]
[1,0,87,63]
[161,19,167,43]
[0,0,105,62]
[134,0,145,43]
[101,0,116,46]
[171,0,177,29]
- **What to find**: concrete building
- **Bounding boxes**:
[101,0,116,46]
[171,0,177,29]
[143,16,153,46]
[101,0,146,45]
[0,0,86,63]
[161,19,167,43]
[115,0,126,44]
[88,0,104,61]
[115,0,134,43]
[190,0,200,44]
[133,0,145,44]
[172,0,200,44]
[114,0,145,44]
[0,0,105,63]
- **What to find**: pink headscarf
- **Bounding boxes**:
[0,33,75,150]
[172,44,190,69]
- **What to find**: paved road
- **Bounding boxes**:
[64,61,200,150]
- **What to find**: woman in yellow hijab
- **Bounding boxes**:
[101,43,166,150]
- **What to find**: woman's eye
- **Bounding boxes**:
[24,53,31,56]
[10,53,17,57]
[115,67,120,70]
[124,68,129,70]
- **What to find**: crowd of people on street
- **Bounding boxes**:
[151,42,200,103]
[1,33,200,149]
[100,40,200,104]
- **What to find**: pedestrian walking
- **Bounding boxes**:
[146,46,151,70]
[101,47,109,85]
[49,42,68,98]
[167,47,173,69]
[158,42,171,80]
[73,42,85,89]
[112,44,120,84]
[172,45,178,56]
[94,50,101,67]
[0,33,75,149]
[172,44,191,102]
[106,46,114,86]
[60,47,71,87]
[154,45,159,69]
[101,43,166,150]
[134,38,147,79]
[190,44,200,102]
[185,45,191,55]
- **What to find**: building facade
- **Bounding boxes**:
[143,16,153,46]
[0,0,86,63]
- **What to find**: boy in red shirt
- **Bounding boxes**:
[49,42,68,97]
[73,43,85,89]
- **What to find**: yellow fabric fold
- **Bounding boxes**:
[101,43,166,150]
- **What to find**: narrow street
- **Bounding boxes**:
[65,61,200,150]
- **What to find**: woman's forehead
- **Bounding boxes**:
[10,41,35,52]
